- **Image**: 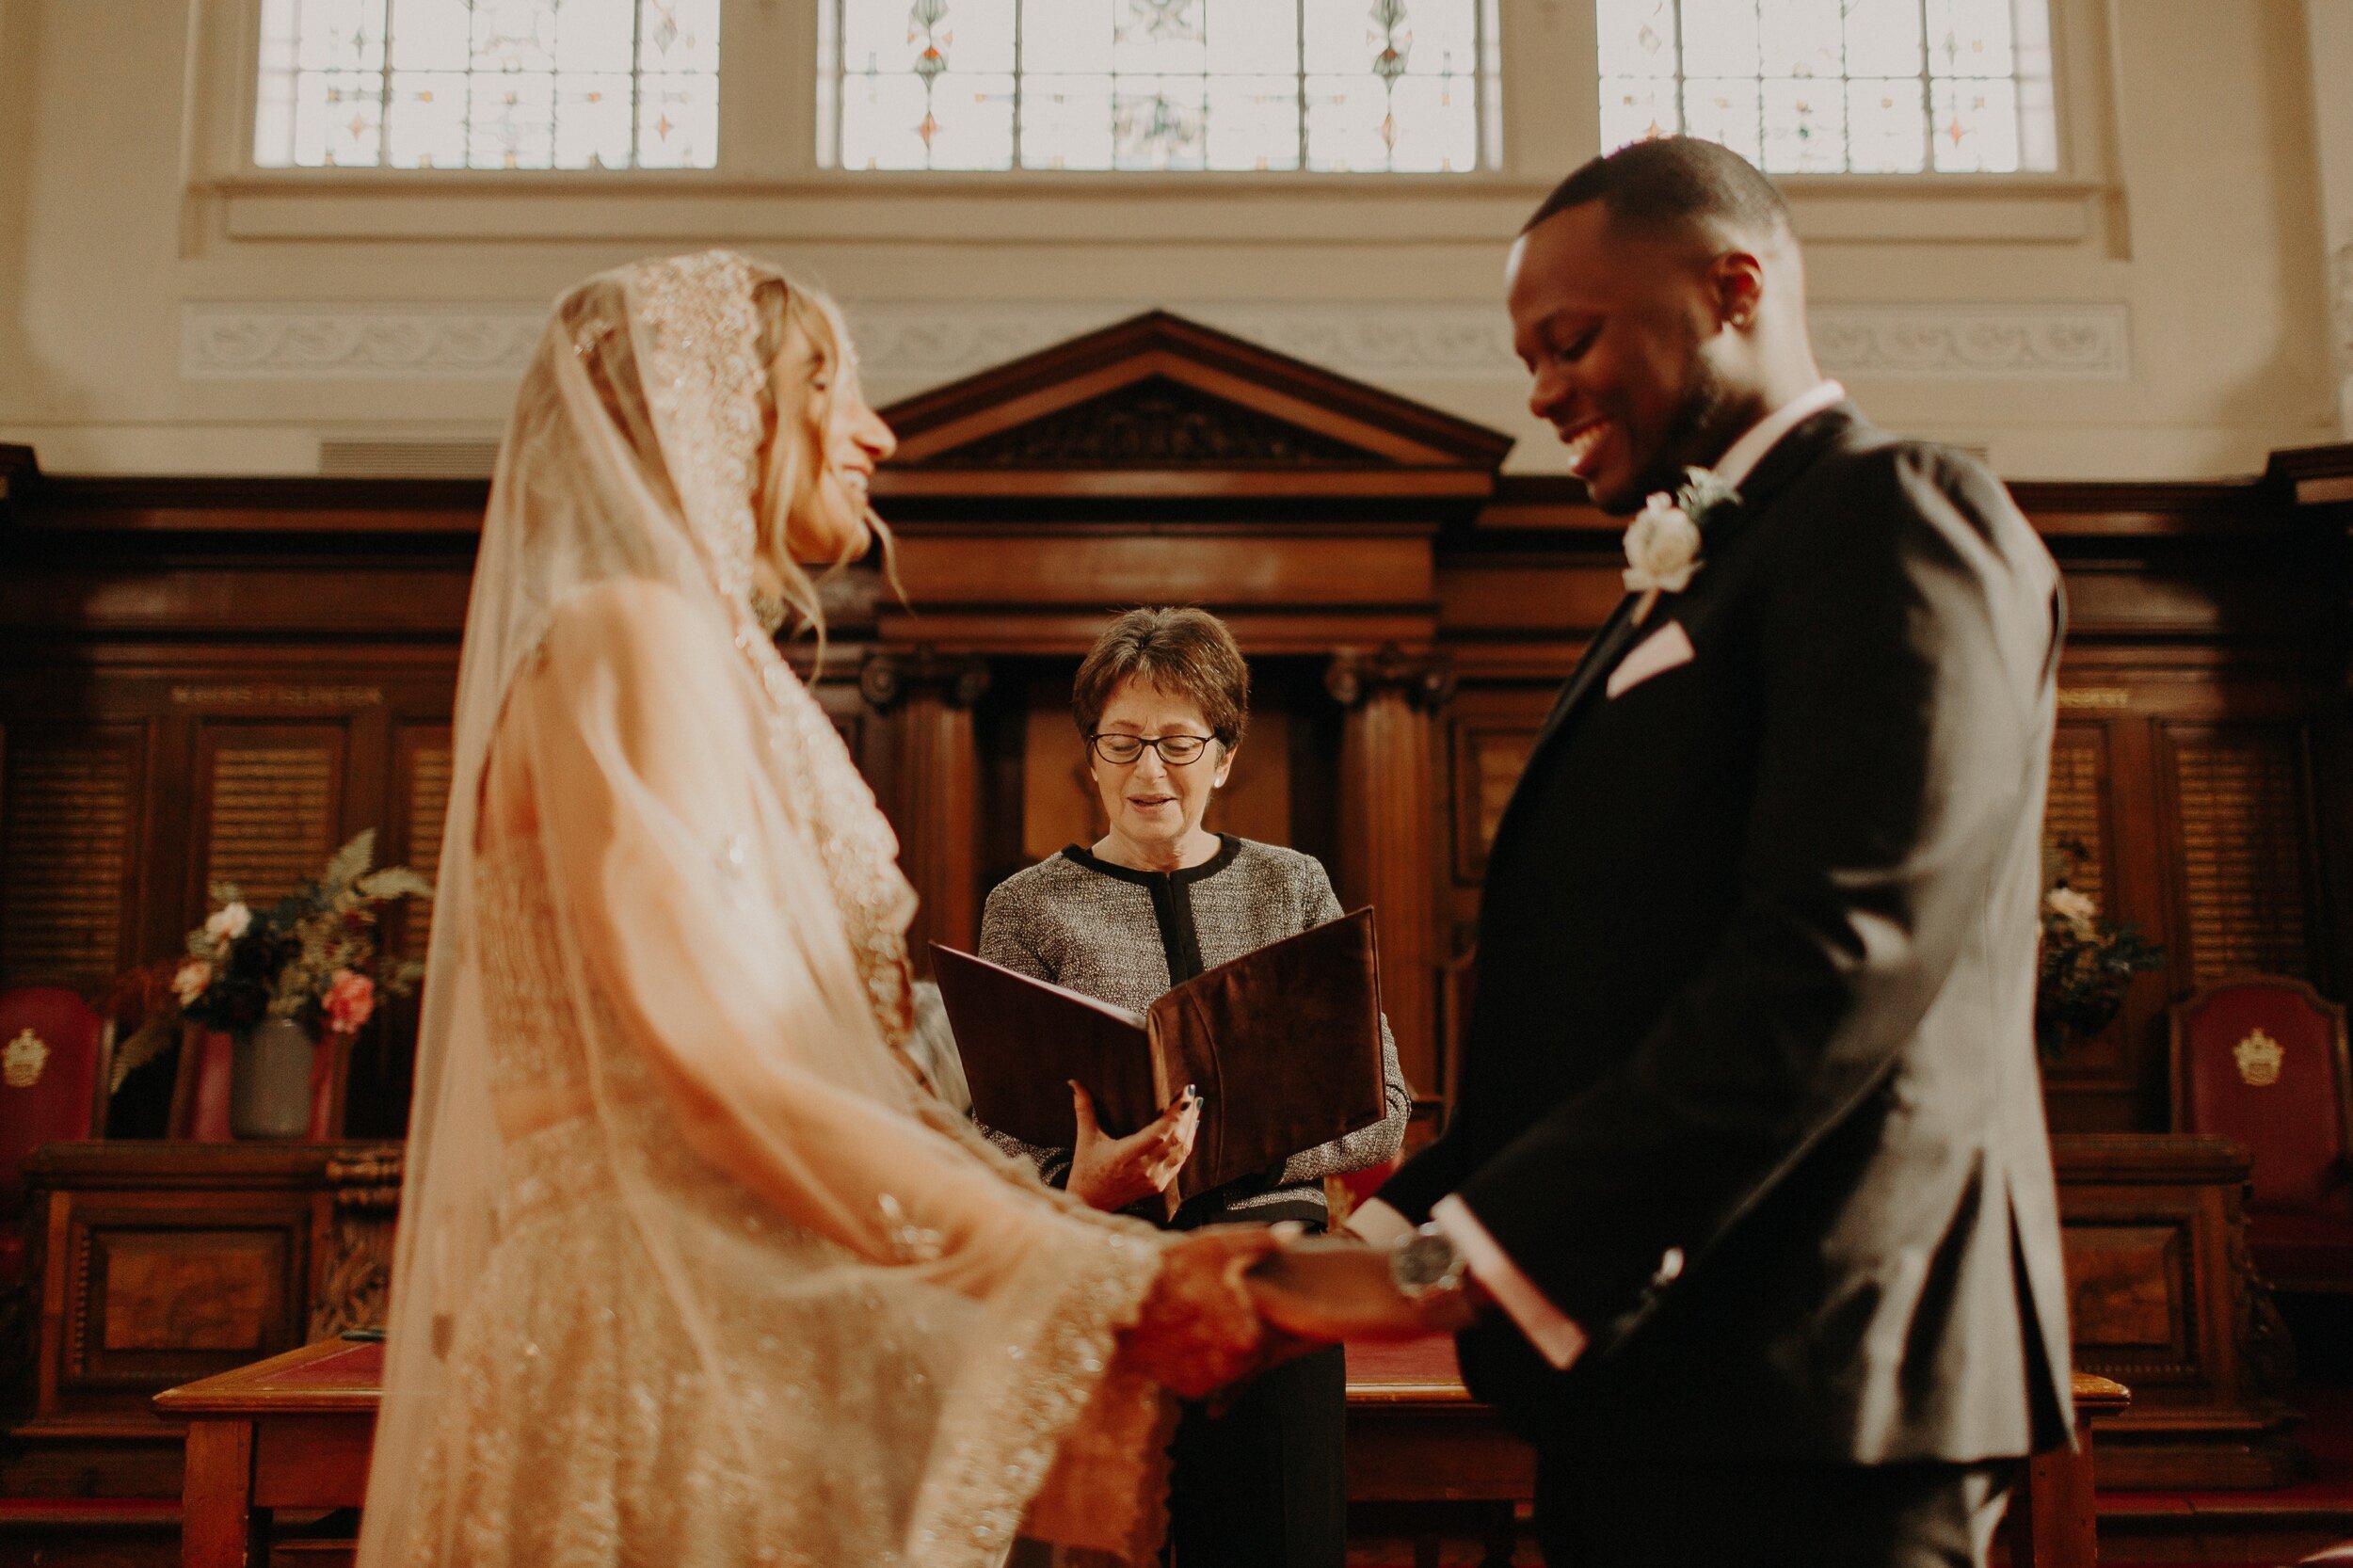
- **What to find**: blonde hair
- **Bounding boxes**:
[749,278,898,663]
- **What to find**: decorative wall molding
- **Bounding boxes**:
[182,303,551,378]
[182,299,2132,385]
[1810,304,2132,380]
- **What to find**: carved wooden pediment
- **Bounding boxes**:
[876,312,1513,499]
[939,375,1371,469]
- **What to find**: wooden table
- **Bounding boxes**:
[1346,1337,1532,1568]
[153,1336,380,1568]
[2016,1373,2134,1568]
[155,1337,2127,1568]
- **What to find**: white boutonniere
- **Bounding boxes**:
[1622,467,1740,597]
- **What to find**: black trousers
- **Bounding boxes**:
[1533,1453,2018,1568]
[1165,1343,1347,1568]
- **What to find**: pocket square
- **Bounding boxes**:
[1607,620,1696,699]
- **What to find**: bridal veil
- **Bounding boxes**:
[358,251,1172,1568]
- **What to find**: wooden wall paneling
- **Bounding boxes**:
[1443,686,1557,890]
[2319,685,2353,1015]
[390,719,453,947]
[969,662,1042,904]
[1329,661,1445,1104]
[2098,694,2182,1128]
[2038,662,2323,1130]
[857,653,992,972]
[1280,669,1346,881]
[189,721,349,915]
[0,434,2344,1164]
[2154,721,2321,985]
[2039,712,2138,1115]
[0,721,150,990]
[1019,673,1100,865]
[899,693,982,965]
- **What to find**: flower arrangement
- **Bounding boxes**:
[113,830,434,1090]
[2035,840,2166,1061]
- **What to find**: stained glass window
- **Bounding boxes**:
[253,0,718,168]
[1598,0,2057,173]
[819,0,1502,172]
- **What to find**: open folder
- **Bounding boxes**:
[932,909,1388,1208]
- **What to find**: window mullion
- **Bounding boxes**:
[1296,1,1309,170]
[1011,0,1026,169]
[377,0,396,168]
[1917,0,1936,170]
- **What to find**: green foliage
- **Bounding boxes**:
[321,829,377,898]
[109,1009,181,1095]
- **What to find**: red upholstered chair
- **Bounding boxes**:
[0,986,114,1285]
[2171,976,2353,1292]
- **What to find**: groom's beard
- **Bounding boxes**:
[1625,360,1737,507]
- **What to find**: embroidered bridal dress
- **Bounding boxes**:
[357,253,1173,1568]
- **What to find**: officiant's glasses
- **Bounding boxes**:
[1089,732,1213,766]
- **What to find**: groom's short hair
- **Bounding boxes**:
[1526,136,1792,243]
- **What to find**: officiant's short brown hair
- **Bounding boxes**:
[1073,607,1251,751]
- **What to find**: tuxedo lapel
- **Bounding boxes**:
[1481,593,1642,864]
[1719,402,1862,529]
[1529,592,1642,752]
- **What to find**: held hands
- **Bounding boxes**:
[1117,1224,1285,1400]
[1068,1081,1199,1212]
[1243,1234,1486,1343]
[1121,1226,1487,1403]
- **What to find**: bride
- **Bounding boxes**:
[356,251,1276,1568]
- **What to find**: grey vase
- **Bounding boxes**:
[231,1017,313,1140]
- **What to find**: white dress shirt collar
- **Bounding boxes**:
[1711,379,1847,492]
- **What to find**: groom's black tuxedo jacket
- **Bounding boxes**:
[1380,404,2074,1464]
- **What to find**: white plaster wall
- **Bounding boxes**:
[0,0,2338,478]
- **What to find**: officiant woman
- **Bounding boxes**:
[979,606,1413,1568]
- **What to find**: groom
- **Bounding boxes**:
[1350,137,2073,1565]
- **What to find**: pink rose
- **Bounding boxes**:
[172,958,213,1006]
[324,969,376,1036]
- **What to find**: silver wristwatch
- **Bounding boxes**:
[1389,1222,1469,1304]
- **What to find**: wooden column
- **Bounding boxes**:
[861,649,991,971]
[1327,649,1452,1107]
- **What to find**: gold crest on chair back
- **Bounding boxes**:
[2171,975,2353,1292]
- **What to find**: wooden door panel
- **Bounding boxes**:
[64,1205,308,1391]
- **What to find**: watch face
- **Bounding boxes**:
[1392,1230,1462,1294]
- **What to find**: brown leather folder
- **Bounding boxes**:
[933,909,1387,1206]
